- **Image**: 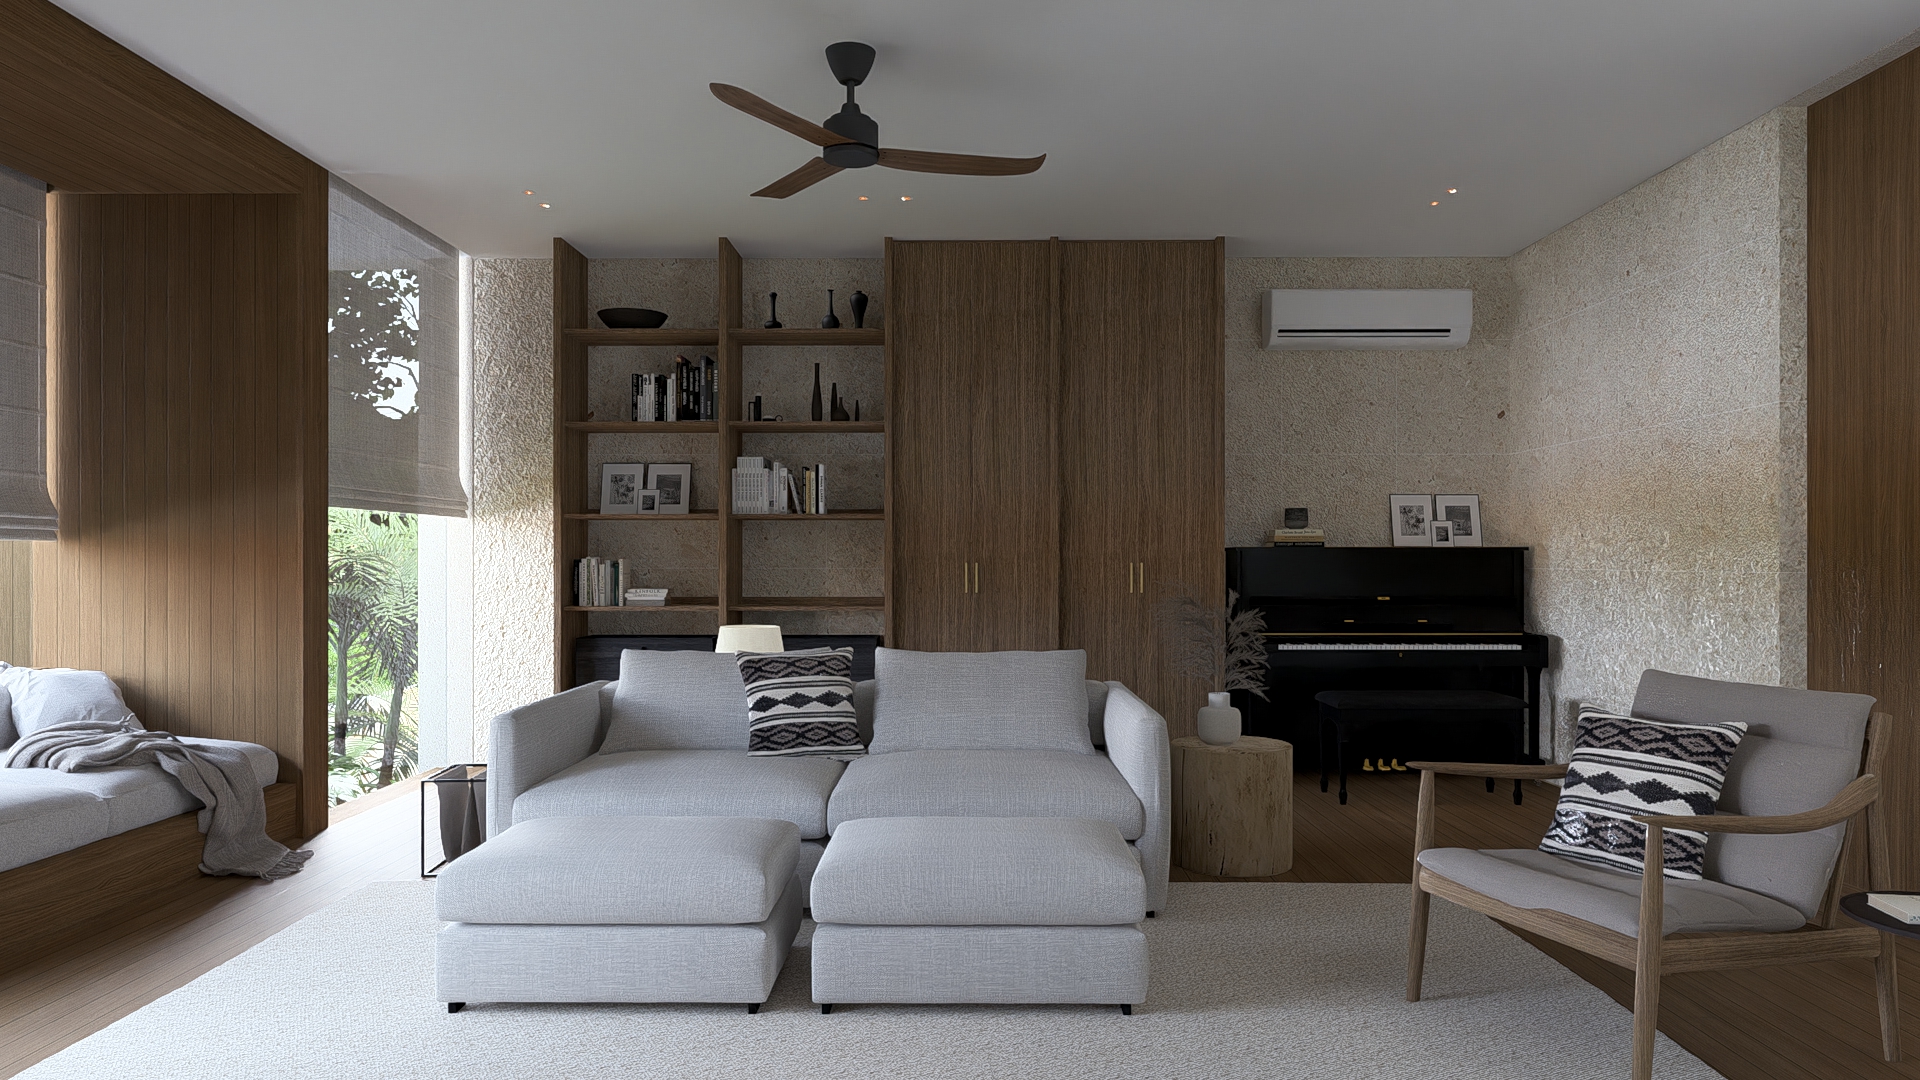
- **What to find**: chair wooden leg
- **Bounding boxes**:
[1877,931,1903,1062]
[1632,825,1665,1080]
[1406,880,1432,1002]
[1631,951,1660,1080]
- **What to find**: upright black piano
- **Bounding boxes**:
[1226,546,1549,766]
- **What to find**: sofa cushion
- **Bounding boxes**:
[436,815,800,926]
[0,780,113,873]
[599,650,750,753]
[0,665,138,737]
[826,749,1144,839]
[513,749,845,839]
[0,683,14,750]
[1539,708,1745,880]
[8,736,276,835]
[869,648,1093,755]
[739,648,862,758]
[811,816,1145,926]
[1419,847,1806,937]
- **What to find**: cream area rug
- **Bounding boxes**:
[22,881,1723,1080]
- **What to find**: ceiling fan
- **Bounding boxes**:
[711,42,1046,199]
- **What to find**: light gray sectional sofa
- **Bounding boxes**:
[486,646,1172,913]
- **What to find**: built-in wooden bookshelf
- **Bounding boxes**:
[550,237,889,689]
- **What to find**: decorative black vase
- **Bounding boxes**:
[831,382,850,421]
[811,363,823,421]
[849,290,869,329]
[853,400,861,421]
[764,293,781,329]
[820,289,840,329]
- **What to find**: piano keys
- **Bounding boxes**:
[1226,546,1549,765]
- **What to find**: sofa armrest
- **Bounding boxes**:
[1103,681,1171,914]
[485,681,608,838]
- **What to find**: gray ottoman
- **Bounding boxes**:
[435,815,802,1012]
[810,816,1147,1012]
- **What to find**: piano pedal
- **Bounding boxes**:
[1361,759,1375,772]
[1390,759,1407,772]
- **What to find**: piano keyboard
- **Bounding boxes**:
[1270,642,1522,651]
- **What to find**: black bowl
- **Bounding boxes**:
[598,307,668,329]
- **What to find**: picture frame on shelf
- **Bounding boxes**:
[647,463,693,514]
[1389,494,1432,547]
[1430,518,1454,547]
[599,462,647,515]
[635,489,659,514]
[1434,494,1483,547]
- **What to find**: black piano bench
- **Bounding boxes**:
[1314,690,1529,805]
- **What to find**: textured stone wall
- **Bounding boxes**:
[1508,107,1809,750]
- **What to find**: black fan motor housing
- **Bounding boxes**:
[822,104,879,167]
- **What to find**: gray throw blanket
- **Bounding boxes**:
[5,718,313,879]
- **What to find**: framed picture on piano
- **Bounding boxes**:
[1389,494,1432,546]
[1434,494,1483,547]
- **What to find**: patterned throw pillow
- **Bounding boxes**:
[1539,708,1746,880]
[737,648,863,758]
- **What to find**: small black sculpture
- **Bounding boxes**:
[853,400,861,421]
[831,383,851,422]
[849,290,869,329]
[811,363,824,421]
[764,293,781,329]
[750,396,763,422]
[821,289,841,329]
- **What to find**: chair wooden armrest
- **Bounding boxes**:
[1633,773,1880,835]
[1407,761,1570,781]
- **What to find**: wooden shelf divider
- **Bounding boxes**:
[564,420,719,434]
[735,596,887,611]
[731,327,884,346]
[567,598,722,612]
[734,511,884,520]
[735,420,884,434]
[565,328,721,347]
[567,512,721,521]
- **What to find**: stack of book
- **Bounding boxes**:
[730,457,828,514]
[623,588,669,608]
[1267,528,1326,547]
[573,557,637,607]
[632,355,716,421]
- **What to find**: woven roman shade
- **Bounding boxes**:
[328,176,465,516]
[0,164,53,541]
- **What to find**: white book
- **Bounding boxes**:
[1869,893,1920,924]
[816,462,826,514]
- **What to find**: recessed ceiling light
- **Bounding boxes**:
[858,195,869,201]
[523,190,535,196]
[538,202,552,209]
[901,196,911,202]
[1447,188,1458,194]
[1430,201,1439,206]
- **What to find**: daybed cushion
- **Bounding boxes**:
[0,737,279,839]
[513,749,845,839]
[0,665,137,736]
[598,650,749,754]
[0,782,113,873]
[436,815,800,926]
[0,683,14,749]
[868,648,1094,755]
[1418,847,1807,937]
[826,748,1144,839]
[811,816,1145,926]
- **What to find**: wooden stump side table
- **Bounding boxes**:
[1171,735,1294,877]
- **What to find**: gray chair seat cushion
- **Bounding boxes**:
[812,816,1145,926]
[826,749,1144,839]
[0,781,113,873]
[512,749,845,839]
[436,815,800,926]
[1419,847,1807,937]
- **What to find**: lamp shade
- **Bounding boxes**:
[715,624,785,654]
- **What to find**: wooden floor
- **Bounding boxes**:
[1,769,1913,1078]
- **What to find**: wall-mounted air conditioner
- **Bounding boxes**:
[1263,289,1473,350]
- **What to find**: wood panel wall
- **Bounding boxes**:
[1809,47,1920,888]
[0,541,29,665]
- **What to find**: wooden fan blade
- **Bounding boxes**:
[752,158,844,199]
[711,83,854,147]
[877,148,1046,176]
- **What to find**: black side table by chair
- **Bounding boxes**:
[1314,690,1529,805]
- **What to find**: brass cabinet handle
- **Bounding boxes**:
[973,562,980,593]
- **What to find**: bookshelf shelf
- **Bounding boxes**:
[736,421,884,434]
[731,328,884,346]
[568,512,720,521]
[553,236,891,688]
[736,596,886,611]
[734,511,883,521]
[566,420,718,434]
[566,328,721,347]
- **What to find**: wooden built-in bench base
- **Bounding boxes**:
[0,782,301,970]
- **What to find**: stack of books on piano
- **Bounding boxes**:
[1267,528,1326,547]
[623,588,670,608]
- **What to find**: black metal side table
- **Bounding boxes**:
[1841,892,1920,939]
[422,763,487,878]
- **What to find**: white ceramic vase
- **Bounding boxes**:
[1197,692,1241,746]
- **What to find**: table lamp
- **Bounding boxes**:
[715,624,784,655]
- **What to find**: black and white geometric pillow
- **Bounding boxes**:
[737,648,863,758]
[1539,708,1746,880]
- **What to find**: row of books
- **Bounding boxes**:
[574,557,666,607]
[1266,527,1326,547]
[731,456,828,514]
[632,355,716,422]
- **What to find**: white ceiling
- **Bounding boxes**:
[53,0,1920,259]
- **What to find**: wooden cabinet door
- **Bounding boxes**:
[887,240,1059,651]
[1058,240,1224,735]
